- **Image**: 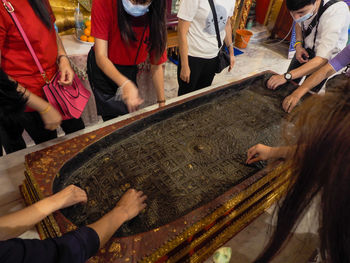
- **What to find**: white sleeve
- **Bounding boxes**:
[228,2,236,17]
[315,2,350,60]
[177,0,200,22]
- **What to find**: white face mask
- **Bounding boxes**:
[293,4,316,24]
[122,0,152,17]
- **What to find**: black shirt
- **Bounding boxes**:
[0,226,100,263]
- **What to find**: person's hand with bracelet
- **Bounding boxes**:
[17,84,62,130]
[57,54,75,86]
[39,102,62,130]
[120,79,144,113]
[157,99,166,107]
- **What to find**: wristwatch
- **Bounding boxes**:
[284,72,292,81]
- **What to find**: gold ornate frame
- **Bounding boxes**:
[231,0,254,33]
[51,0,254,36]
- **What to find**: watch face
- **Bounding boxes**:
[285,73,292,80]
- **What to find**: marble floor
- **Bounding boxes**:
[161,42,291,101]
[0,42,319,262]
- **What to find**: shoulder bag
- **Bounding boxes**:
[208,0,231,73]
[2,0,91,120]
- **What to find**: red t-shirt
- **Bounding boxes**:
[91,0,167,66]
[0,0,58,99]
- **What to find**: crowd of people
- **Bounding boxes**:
[0,0,350,262]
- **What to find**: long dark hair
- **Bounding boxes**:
[117,0,167,61]
[0,69,27,132]
[27,0,52,29]
[254,82,350,263]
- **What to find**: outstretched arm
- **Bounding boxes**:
[282,63,335,113]
[267,56,328,90]
[0,189,147,263]
[0,68,62,130]
[224,17,235,72]
[17,86,62,130]
[0,185,87,241]
[88,189,147,248]
[246,144,293,164]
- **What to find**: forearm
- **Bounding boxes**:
[56,33,68,57]
[290,56,328,79]
[96,54,128,87]
[178,20,190,67]
[224,19,234,56]
[295,24,303,41]
[0,196,59,240]
[87,207,128,248]
[271,146,294,159]
[151,64,165,101]
[16,85,50,113]
[179,35,189,66]
[294,63,335,97]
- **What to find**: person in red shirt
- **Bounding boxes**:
[88,0,167,121]
[0,0,85,154]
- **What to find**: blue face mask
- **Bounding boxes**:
[293,5,316,23]
[122,0,151,17]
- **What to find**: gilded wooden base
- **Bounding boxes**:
[21,71,294,262]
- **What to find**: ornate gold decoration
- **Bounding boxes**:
[23,169,63,238]
[264,0,284,30]
[140,165,291,262]
[108,241,122,253]
[231,0,243,34]
[239,0,253,29]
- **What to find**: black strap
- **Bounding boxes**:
[302,0,338,48]
[208,0,222,49]
[134,25,147,65]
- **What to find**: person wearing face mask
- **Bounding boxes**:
[267,0,350,110]
[87,0,167,121]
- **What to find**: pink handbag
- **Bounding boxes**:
[2,0,91,120]
[43,73,91,120]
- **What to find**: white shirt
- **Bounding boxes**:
[177,0,235,59]
[301,0,350,60]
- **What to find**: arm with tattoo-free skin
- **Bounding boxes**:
[88,189,147,248]
[282,63,335,112]
[267,23,327,90]
[246,144,293,164]
[0,186,146,251]
[0,185,87,241]
[267,56,328,90]
[178,19,191,84]
[56,33,75,86]
[151,64,166,107]
[224,17,235,71]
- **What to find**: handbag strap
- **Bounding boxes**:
[2,0,49,83]
[134,25,147,65]
[208,0,222,49]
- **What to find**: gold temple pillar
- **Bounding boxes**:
[231,0,254,37]
[264,0,283,31]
